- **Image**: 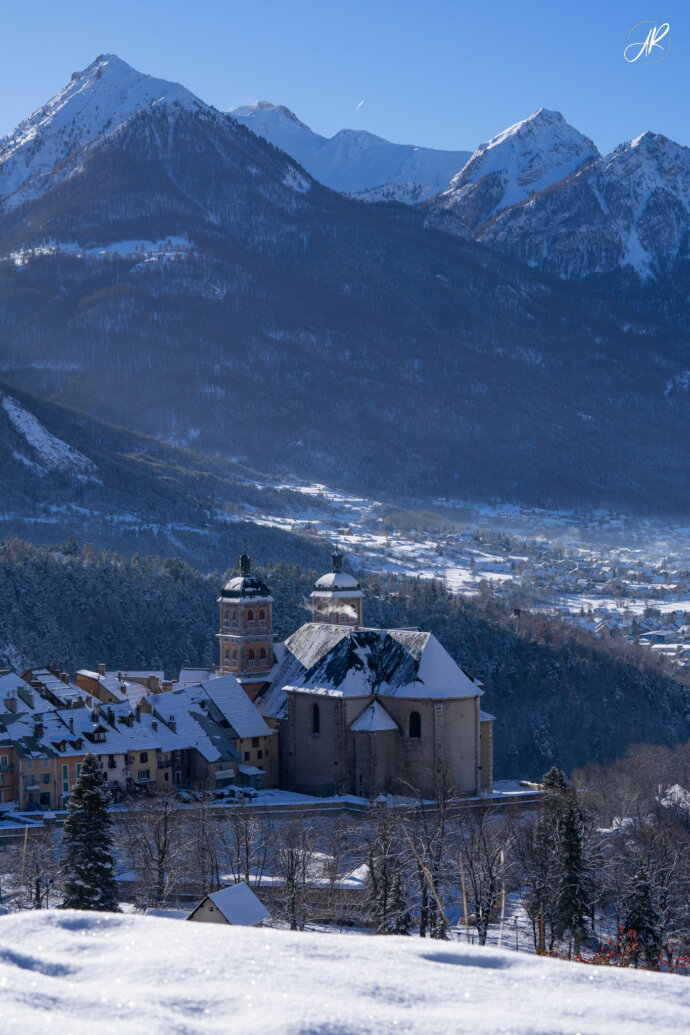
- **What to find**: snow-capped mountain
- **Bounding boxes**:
[436,108,599,227]
[480,131,690,288]
[0,54,203,210]
[0,55,689,515]
[230,101,471,203]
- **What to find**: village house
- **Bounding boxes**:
[186,882,269,927]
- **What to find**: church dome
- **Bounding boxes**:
[219,549,272,600]
[220,575,272,599]
[314,572,361,592]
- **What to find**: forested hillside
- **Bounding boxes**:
[1,539,687,780]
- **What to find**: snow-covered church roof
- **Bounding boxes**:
[257,623,481,719]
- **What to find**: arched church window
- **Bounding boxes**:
[247,609,255,628]
[312,703,320,735]
[409,711,421,739]
[247,648,256,668]
[223,608,230,628]
[258,609,266,627]
[231,609,238,627]
[259,647,267,663]
[231,648,238,662]
[224,647,230,662]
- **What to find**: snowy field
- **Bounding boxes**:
[0,911,687,1034]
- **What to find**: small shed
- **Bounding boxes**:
[186,882,269,927]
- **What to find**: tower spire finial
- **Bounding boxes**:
[239,545,251,576]
[331,545,342,574]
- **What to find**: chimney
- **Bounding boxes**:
[98,663,106,677]
[18,687,35,710]
[106,707,115,728]
[162,680,173,693]
[61,672,69,684]
[5,691,17,714]
[33,718,44,739]
[69,717,74,734]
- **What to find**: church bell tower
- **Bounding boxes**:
[217,550,274,700]
[311,548,364,626]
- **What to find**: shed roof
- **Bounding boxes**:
[189,882,269,926]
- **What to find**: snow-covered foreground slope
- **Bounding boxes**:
[0,912,687,1034]
[230,101,471,202]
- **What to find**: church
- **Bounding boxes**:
[217,549,493,799]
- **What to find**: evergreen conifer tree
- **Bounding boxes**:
[553,791,592,955]
[61,752,120,911]
[622,861,660,968]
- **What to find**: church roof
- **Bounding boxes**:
[257,623,481,718]
[313,572,362,593]
[218,575,273,602]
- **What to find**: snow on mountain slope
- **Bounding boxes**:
[1,392,97,480]
[230,101,471,202]
[0,54,203,209]
[481,131,690,281]
[0,911,687,1034]
[438,108,599,227]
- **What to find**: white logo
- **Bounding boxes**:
[624,21,671,63]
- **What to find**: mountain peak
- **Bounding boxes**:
[0,55,202,209]
[440,108,599,226]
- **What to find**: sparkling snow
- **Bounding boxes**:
[0,911,686,1034]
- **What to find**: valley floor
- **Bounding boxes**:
[0,910,687,1034]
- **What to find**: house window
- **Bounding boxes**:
[258,609,266,627]
[108,755,116,768]
[42,773,50,784]
[0,755,7,767]
[76,763,82,778]
[164,772,169,781]
[62,764,68,780]
[140,752,148,763]
[312,703,320,736]
[252,737,259,748]
[257,750,263,760]
[137,769,150,781]
[247,609,255,628]
[244,751,250,761]
[247,648,256,668]
[42,758,50,768]
[63,781,69,794]
[409,711,422,739]
[25,759,34,770]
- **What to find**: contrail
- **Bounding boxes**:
[355,100,364,111]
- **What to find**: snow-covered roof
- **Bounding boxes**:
[218,575,273,602]
[313,572,362,594]
[190,882,269,926]
[350,700,398,733]
[259,623,481,713]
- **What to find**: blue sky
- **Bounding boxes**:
[0,1,687,153]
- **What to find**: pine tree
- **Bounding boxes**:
[622,861,660,968]
[542,766,568,791]
[61,752,120,911]
[553,792,592,955]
